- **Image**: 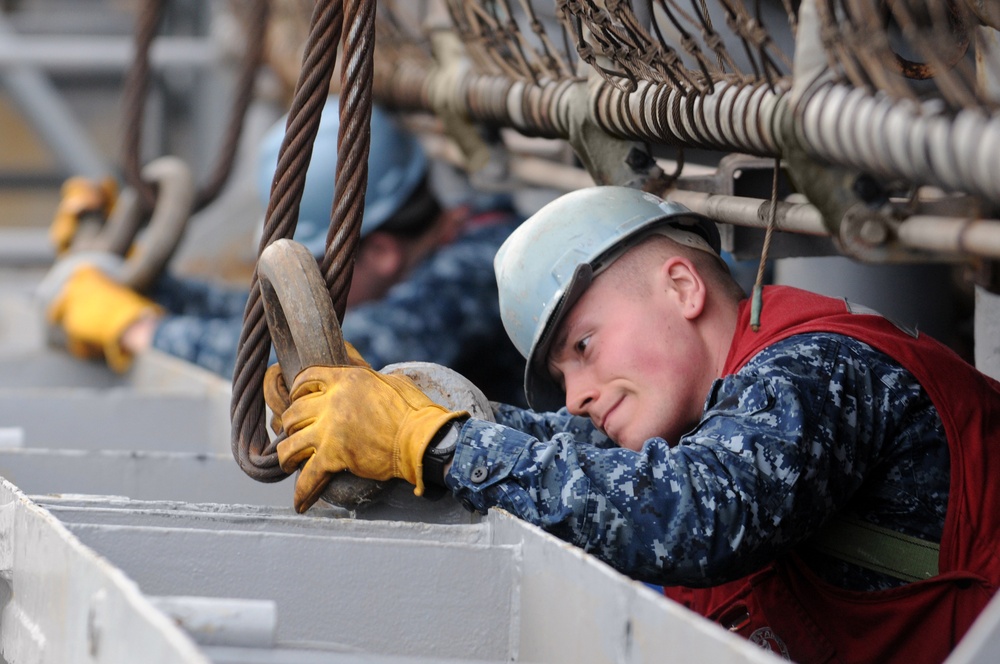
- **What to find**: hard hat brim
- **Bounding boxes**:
[524,262,595,412]
[522,213,723,412]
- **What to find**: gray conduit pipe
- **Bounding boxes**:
[792,84,1000,205]
[379,57,1000,207]
[669,189,1000,261]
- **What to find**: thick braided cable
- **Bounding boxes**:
[321,0,376,320]
[121,0,270,212]
[193,0,271,211]
[120,0,162,210]
[231,0,344,482]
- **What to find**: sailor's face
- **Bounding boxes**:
[345,232,403,308]
[547,257,710,450]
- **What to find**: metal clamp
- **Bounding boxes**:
[115,156,195,292]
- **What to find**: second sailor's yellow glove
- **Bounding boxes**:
[48,176,117,255]
[46,265,163,372]
[277,365,467,513]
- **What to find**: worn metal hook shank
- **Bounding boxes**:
[117,156,196,293]
[257,238,388,509]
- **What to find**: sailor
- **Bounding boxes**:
[44,95,527,406]
[265,185,1000,664]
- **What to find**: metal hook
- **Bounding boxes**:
[258,239,389,509]
[117,156,195,293]
[257,239,495,510]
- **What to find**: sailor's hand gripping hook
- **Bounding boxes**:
[257,239,494,511]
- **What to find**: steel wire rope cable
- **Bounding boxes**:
[231,0,346,482]
[121,0,270,213]
[231,0,377,483]
[818,0,985,110]
[319,0,376,316]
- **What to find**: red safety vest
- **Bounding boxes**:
[663,286,1000,663]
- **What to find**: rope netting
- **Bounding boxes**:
[367,0,1000,203]
[376,0,993,108]
[816,0,997,111]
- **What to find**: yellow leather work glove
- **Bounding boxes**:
[277,365,467,513]
[263,364,292,436]
[47,265,163,372]
[262,342,370,436]
[48,176,117,255]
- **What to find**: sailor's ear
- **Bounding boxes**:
[661,256,706,320]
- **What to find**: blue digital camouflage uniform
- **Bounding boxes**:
[148,274,250,377]
[149,209,528,406]
[445,331,948,592]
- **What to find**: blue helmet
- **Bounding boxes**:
[257,96,429,256]
[494,186,722,411]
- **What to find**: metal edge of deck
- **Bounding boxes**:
[0,476,212,664]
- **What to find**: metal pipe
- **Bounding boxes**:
[0,16,110,178]
[147,596,277,648]
[409,44,1000,254]
[0,37,221,73]
[667,190,829,236]
[375,56,1000,206]
[897,216,1000,259]
[669,190,1000,261]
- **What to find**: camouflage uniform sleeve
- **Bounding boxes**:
[340,219,518,369]
[490,401,616,448]
[151,313,247,379]
[149,274,250,318]
[147,274,253,378]
[447,333,938,587]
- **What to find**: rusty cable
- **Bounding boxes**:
[231,0,346,482]
[120,0,162,211]
[121,0,270,213]
[194,0,270,210]
[321,0,376,319]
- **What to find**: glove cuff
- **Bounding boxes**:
[397,407,468,496]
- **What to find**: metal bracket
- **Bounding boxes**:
[564,73,663,188]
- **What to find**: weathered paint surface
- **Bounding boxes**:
[1,240,999,663]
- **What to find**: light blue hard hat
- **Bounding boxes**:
[494,185,722,411]
[257,96,429,256]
